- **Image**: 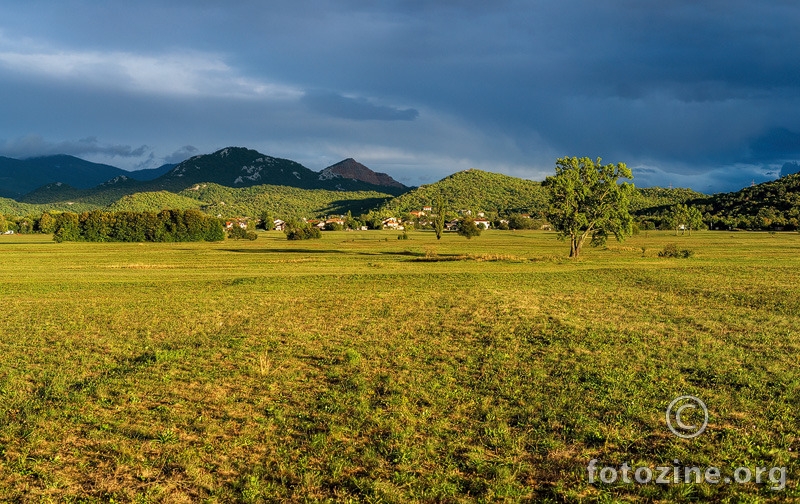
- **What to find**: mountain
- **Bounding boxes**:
[128,163,177,181]
[153,147,321,191]
[382,168,547,215]
[0,155,131,199]
[319,158,407,190]
[0,155,178,200]
[150,147,409,195]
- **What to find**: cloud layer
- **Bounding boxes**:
[1,1,799,192]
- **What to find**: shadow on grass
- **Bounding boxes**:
[224,248,436,258]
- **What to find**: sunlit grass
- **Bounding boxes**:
[0,230,798,502]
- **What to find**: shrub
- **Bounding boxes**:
[285,224,322,240]
[228,225,248,240]
[658,243,693,258]
[458,218,482,239]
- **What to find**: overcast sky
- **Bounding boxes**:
[1,1,799,193]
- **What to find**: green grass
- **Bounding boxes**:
[0,230,798,502]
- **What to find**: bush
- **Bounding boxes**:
[228,225,248,240]
[658,243,693,258]
[285,224,322,240]
[458,218,482,239]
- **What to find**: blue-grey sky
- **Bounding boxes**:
[1,0,799,193]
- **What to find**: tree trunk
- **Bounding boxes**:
[570,233,587,258]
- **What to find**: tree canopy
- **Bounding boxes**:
[544,157,635,258]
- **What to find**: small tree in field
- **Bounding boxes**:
[544,156,634,258]
[433,196,446,240]
[457,217,482,239]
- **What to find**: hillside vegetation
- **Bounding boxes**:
[178,183,394,219]
[697,173,800,229]
[629,187,706,212]
[108,191,204,213]
[382,169,548,215]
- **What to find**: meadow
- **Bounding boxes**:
[0,230,798,502]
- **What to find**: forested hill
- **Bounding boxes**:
[629,187,707,212]
[381,169,548,215]
[694,173,800,229]
[177,183,394,220]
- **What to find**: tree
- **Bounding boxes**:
[38,213,56,233]
[433,196,446,240]
[53,213,81,242]
[665,204,690,235]
[259,210,274,231]
[687,206,704,235]
[544,156,634,258]
[457,217,482,239]
[285,222,322,240]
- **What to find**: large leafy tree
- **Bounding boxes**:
[545,157,635,258]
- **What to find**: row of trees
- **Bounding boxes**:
[52,209,225,242]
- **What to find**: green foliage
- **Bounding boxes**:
[383,169,547,216]
[545,157,635,257]
[695,173,800,230]
[107,191,203,213]
[629,187,706,212]
[52,209,224,242]
[259,210,274,230]
[179,183,394,220]
[658,243,694,258]
[37,212,56,233]
[433,196,446,240]
[507,214,537,230]
[457,217,482,239]
[285,222,322,240]
[52,213,80,243]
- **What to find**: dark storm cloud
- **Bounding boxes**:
[1,1,799,191]
[164,145,200,164]
[749,128,800,162]
[302,92,418,121]
[0,135,149,160]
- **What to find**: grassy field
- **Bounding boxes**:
[0,230,798,502]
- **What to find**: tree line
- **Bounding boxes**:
[51,209,225,242]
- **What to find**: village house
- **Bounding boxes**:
[474,219,491,229]
[224,219,248,230]
[382,217,404,230]
[273,219,286,231]
[422,205,433,212]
